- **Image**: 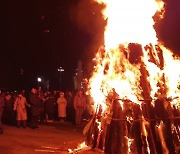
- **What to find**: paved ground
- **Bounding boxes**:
[0,121,103,154]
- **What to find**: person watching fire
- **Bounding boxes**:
[13,93,30,128]
[74,89,86,125]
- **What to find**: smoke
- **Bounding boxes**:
[155,0,180,56]
[69,0,106,77]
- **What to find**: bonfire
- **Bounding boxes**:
[71,0,180,153]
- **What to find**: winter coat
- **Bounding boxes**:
[74,94,86,110]
[66,95,73,108]
[4,96,14,113]
[29,92,41,116]
[57,97,67,117]
[14,97,27,120]
[45,94,55,114]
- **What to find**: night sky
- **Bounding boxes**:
[0,0,180,91]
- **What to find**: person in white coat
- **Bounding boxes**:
[57,92,67,123]
[14,93,30,128]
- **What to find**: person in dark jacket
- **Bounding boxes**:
[29,88,41,129]
[65,91,75,123]
[4,93,14,125]
[0,91,5,134]
[53,90,59,120]
[44,91,55,122]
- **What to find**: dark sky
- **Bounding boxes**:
[0,0,92,90]
[0,0,180,91]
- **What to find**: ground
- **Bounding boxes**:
[0,121,103,154]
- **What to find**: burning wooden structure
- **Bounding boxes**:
[85,44,180,154]
[83,0,180,154]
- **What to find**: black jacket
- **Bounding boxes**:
[29,93,41,116]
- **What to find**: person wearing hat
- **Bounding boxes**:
[14,93,30,128]
[57,92,67,123]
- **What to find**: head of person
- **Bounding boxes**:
[5,92,11,100]
[31,88,37,94]
[18,93,23,98]
[60,92,64,98]
[46,91,51,97]
[68,91,72,96]
[53,90,57,95]
[21,90,25,95]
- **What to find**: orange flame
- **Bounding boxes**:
[96,0,164,50]
[68,141,88,153]
[89,0,180,112]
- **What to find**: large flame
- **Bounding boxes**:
[97,0,165,50]
[89,0,180,112]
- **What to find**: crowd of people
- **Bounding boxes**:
[0,88,94,135]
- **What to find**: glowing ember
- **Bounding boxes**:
[68,142,89,153]
[124,136,134,154]
[141,117,150,154]
[156,121,169,153]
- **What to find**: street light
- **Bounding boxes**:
[37,77,42,88]
[37,77,42,82]
[58,67,64,72]
[57,67,64,90]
